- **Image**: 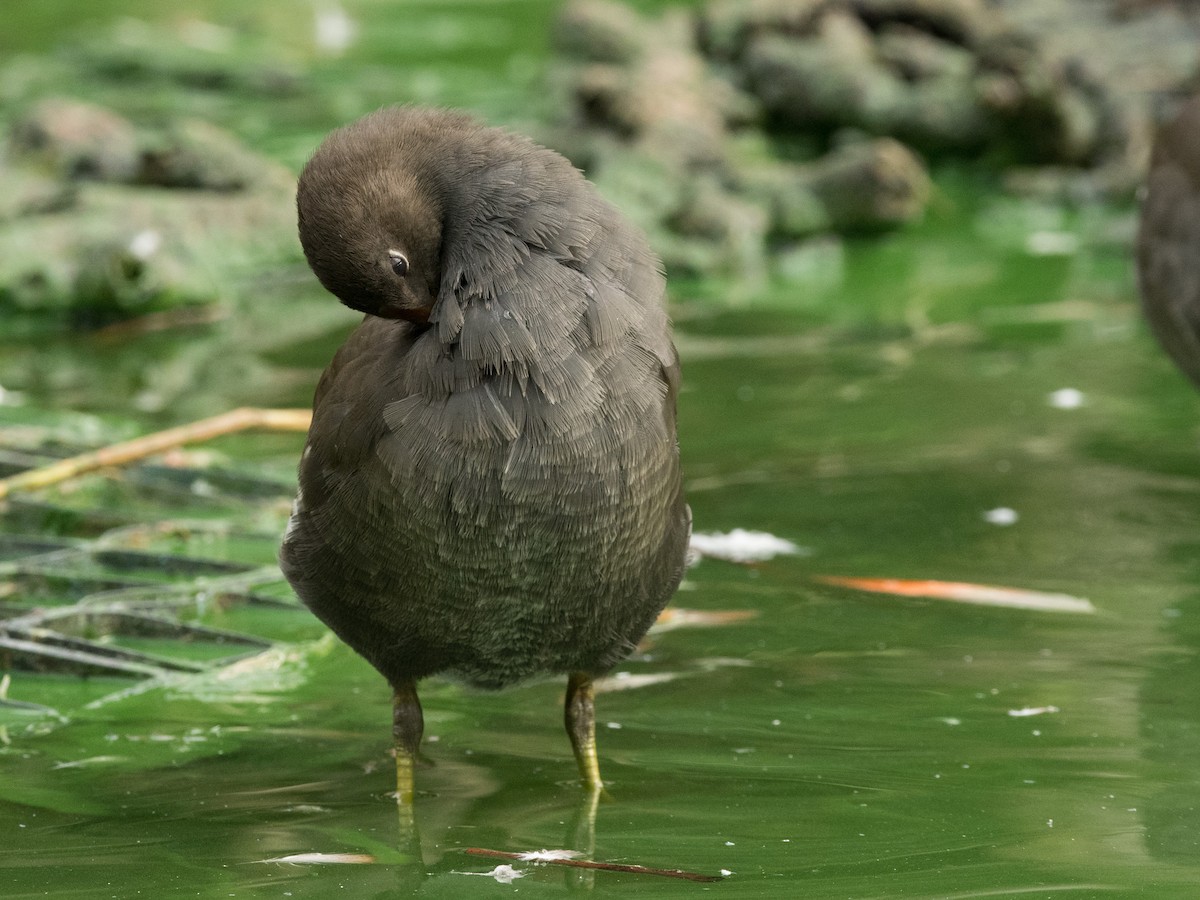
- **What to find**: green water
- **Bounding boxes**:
[3,1,1200,897]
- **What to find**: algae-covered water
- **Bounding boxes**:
[3,2,1200,898]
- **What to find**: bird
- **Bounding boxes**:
[1138,94,1200,388]
[279,106,690,808]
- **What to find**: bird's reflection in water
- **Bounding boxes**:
[565,788,602,891]
[390,751,608,891]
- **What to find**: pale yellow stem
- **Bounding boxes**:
[0,407,312,500]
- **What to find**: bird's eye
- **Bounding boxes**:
[387,250,409,277]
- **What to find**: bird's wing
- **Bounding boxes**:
[401,148,673,447]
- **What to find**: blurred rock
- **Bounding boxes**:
[0,100,297,326]
[698,0,829,61]
[848,0,995,45]
[741,22,906,134]
[806,139,936,232]
[973,33,1104,165]
[71,18,303,96]
[743,137,931,235]
[0,183,296,326]
[556,3,750,168]
[552,1,771,276]
[9,98,140,182]
[554,0,646,64]
[730,0,1127,166]
[888,74,992,151]
[876,24,973,81]
[136,119,292,192]
[551,0,936,277]
[8,100,287,193]
[990,0,1200,193]
[559,0,1193,229]
[668,175,772,278]
[0,162,76,221]
[805,137,932,231]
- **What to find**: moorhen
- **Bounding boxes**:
[1138,94,1200,387]
[280,107,690,807]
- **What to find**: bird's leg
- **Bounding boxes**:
[392,680,424,820]
[565,671,603,793]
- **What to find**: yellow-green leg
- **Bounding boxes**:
[392,680,423,826]
[565,672,603,793]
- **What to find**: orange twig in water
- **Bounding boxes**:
[0,407,311,500]
[814,576,1095,613]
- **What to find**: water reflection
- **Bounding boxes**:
[1141,549,1200,868]
[0,281,354,424]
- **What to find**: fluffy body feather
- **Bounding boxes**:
[281,107,689,690]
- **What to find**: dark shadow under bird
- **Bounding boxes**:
[280,107,690,806]
[1138,94,1200,387]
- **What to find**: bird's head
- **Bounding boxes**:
[297,127,443,324]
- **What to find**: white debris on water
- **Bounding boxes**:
[1008,706,1060,718]
[128,229,162,260]
[52,756,125,769]
[461,865,524,884]
[314,3,357,54]
[260,852,375,865]
[594,671,679,692]
[689,529,806,563]
[1048,387,1085,409]
[983,507,1019,526]
[518,849,582,861]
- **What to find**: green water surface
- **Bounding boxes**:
[2,2,1200,898]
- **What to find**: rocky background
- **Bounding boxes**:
[546,0,1200,278]
[1,98,295,327]
[1,0,1198,327]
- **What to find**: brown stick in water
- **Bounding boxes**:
[465,847,725,883]
[0,407,311,500]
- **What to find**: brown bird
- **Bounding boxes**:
[280,107,689,807]
[1138,94,1200,387]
